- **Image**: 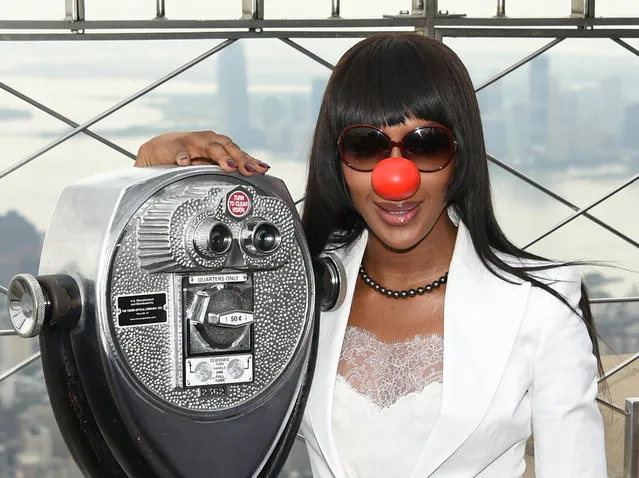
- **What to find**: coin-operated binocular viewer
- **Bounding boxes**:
[6,167,345,478]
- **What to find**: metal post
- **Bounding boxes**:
[423,0,436,38]
[331,0,341,18]
[156,0,166,19]
[0,353,41,384]
[241,0,252,20]
[523,173,639,249]
[571,0,585,17]
[280,39,335,70]
[257,0,265,20]
[571,0,595,19]
[496,0,506,18]
[242,0,264,20]
[64,0,85,22]
[0,39,237,181]
[0,81,135,160]
[475,38,564,92]
[485,152,638,249]
[625,398,639,478]
[614,38,639,58]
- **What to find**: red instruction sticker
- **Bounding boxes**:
[227,190,251,218]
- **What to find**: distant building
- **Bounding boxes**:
[528,56,550,151]
[599,77,623,135]
[482,117,508,161]
[547,79,578,162]
[0,108,32,122]
[477,82,503,116]
[505,101,530,166]
[0,210,42,286]
[310,76,328,120]
[0,442,8,477]
[14,404,81,478]
[622,102,639,149]
[477,83,508,160]
[218,41,250,147]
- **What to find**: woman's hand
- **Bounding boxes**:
[135,130,270,176]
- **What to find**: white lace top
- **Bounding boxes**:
[332,326,444,478]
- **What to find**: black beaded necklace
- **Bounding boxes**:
[359,265,449,299]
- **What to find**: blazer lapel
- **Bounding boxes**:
[409,223,531,477]
[305,222,531,478]
[305,231,368,478]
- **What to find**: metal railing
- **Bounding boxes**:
[0,0,638,476]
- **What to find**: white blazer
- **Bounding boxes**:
[298,221,607,477]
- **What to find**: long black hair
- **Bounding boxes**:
[301,33,603,376]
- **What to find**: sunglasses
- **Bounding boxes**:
[337,124,457,172]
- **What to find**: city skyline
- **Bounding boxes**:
[1,8,639,477]
[1,38,638,297]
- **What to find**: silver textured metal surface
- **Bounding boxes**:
[24,167,313,415]
[107,174,311,411]
[7,274,47,338]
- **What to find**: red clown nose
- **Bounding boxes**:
[371,157,421,201]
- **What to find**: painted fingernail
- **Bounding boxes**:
[246,163,256,173]
[176,152,190,165]
[257,161,270,169]
[226,159,238,169]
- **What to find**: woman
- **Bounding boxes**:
[136,34,607,477]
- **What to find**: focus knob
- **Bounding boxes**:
[7,274,49,338]
[313,253,347,312]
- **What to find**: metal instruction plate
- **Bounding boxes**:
[184,354,254,387]
[116,292,168,327]
[188,273,249,285]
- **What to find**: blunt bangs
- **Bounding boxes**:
[327,35,464,137]
[303,33,486,254]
